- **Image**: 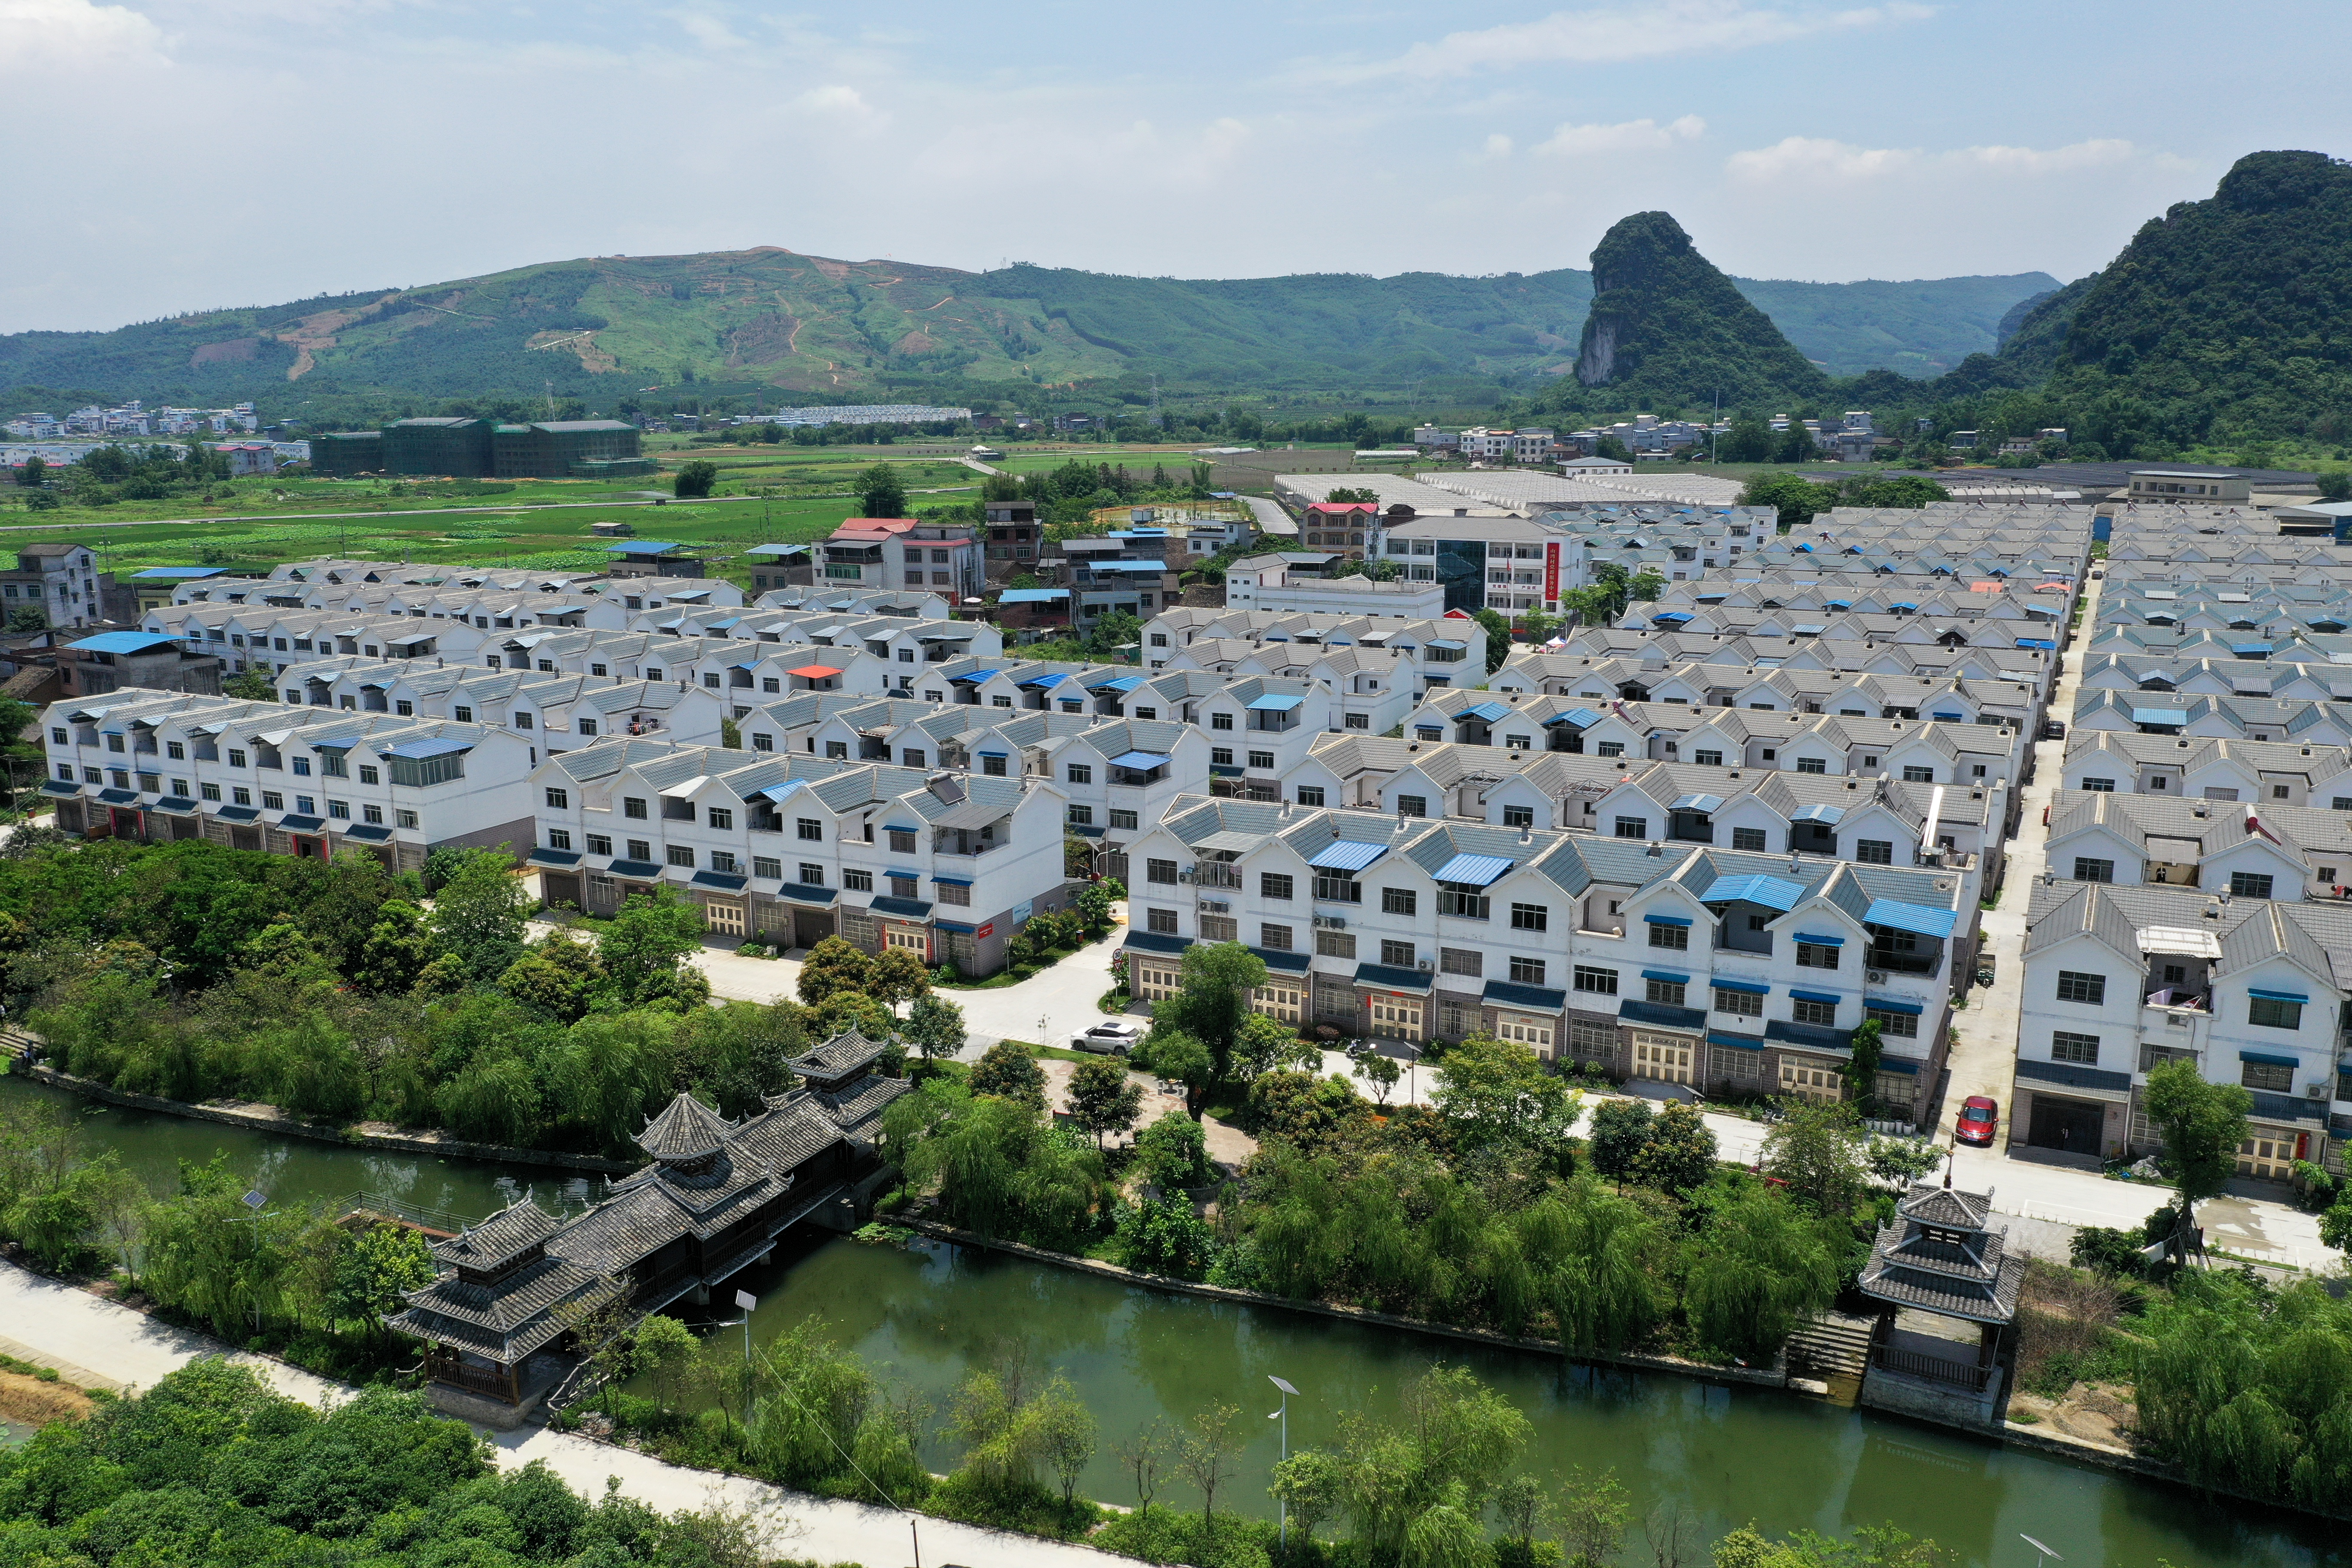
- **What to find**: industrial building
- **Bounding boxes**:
[308,418,648,479]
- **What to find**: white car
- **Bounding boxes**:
[1070,1019,1146,1055]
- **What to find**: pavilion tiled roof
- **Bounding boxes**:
[636,1092,736,1161]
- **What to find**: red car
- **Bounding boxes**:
[1955,1096,2000,1146]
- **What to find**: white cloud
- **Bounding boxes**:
[1533,113,1705,156]
[1333,0,1932,81]
[0,0,166,70]
[1727,134,2143,183]
[1479,132,1514,161]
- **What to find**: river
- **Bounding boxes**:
[3,1073,2337,1568]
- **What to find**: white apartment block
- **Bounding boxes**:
[1122,797,1963,1123]
[41,691,535,872]
[1143,608,1484,696]
[276,661,730,751]
[527,742,1071,974]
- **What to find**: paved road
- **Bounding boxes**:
[0,1259,1121,1568]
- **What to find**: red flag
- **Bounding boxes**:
[2245,809,2285,846]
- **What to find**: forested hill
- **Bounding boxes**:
[0,246,2055,413]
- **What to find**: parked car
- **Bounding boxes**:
[1071,1019,1146,1055]
[1955,1095,2000,1146]
[2040,719,2067,741]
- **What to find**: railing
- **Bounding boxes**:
[1873,1344,1991,1392]
[1192,864,1243,889]
[425,1351,517,1402]
[1867,949,1942,976]
[935,839,1006,858]
[338,1190,483,1235]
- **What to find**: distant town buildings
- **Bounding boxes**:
[5,400,257,440]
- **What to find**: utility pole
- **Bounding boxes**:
[1268,1375,1298,1549]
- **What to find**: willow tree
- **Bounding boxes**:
[1523,1179,1665,1353]
[1683,1185,1841,1361]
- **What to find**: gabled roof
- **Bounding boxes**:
[636,1091,736,1161]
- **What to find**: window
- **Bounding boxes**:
[627,839,651,861]
[1865,1006,1919,1037]
[164,740,184,760]
[1212,747,1234,766]
[363,804,384,825]
[2241,1058,2294,1093]
[982,755,1007,777]
[1502,804,1535,828]
[1382,887,1418,916]
[1147,858,1178,885]
[1796,942,1839,970]
[1573,965,1618,995]
[2081,777,2115,792]
[262,792,285,811]
[588,834,612,856]
[542,824,568,848]
[1261,872,1294,901]
[1312,874,1361,904]
[2073,858,2115,883]
[1201,916,1238,942]
[228,748,247,768]
[666,845,695,868]
[2050,1031,2101,1065]
[1510,902,1548,932]
[1694,749,1723,767]
[1438,883,1489,920]
[545,787,570,809]
[1646,977,1685,1006]
[359,765,379,785]
[1068,804,1095,827]
[903,749,926,768]
[1614,816,1648,839]
[891,876,918,898]
[798,863,824,885]
[1796,756,1827,774]
[1440,947,1482,977]
[2249,995,2304,1031]
[1211,711,1233,730]
[1247,749,1275,770]
[1596,741,1624,758]
[453,707,472,724]
[1345,713,1369,730]
[201,782,221,801]
[844,869,873,892]
[1856,839,1893,864]
[1315,929,1356,958]
[1791,997,1837,1026]
[1109,809,1139,831]
[1260,923,1293,951]
[1713,986,1762,1017]
[396,810,418,829]
[1381,939,1416,968]
[1731,827,1766,851]
[1147,907,1179,935]
[1296,786,1326,808]
[796,818,822,841]
[749,856,783,881]
[624,796,648,820]
[1647,923,1690,952]
[1066,763,1093,785]
[888,829,916,854]
[2230,872,2275,900]
[1902,765,1933,783]
[1396,794,1427,818]
[2055,971,2107,1005]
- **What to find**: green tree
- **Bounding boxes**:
[1534,1178,1664,1353]
[674,460,718,498]
[1739,472,1836,529]
[1178,1400,1245,1544]
[1585,1099,1653,1185]
[222,668,279,701]
[1335,1365,1531,1564]
[857,463,908,518]
[557,1012,680,1154]
[2145,1057,2253,1262]
[1271,1449,1345,1545]
[1067,1056,1143,1149]
[1150,942,1267,1078]
[598,887,708,1009]
[1432,1034,1582,1160]
[902,991,967,1074]
[425,847,533,980]
[1135,1110,1213,1189]
[796,935,875,1006]
[636,1312,698,1410]
[1150,1029,1216,1118]
[328,1222,435,1343]
[499,928,603,1022]
[1761,1099,1871,1217]
[1682,1185,1841,1360]
[1354,1049,1402,1106]
[1035,1379,1098,1506]
[719,715,742,749]
[1718,413,1774,462]
[1472,608,1513,673]
[868,946,931,1014]
[1630,1100,1717,1194]
[969,1041,1047,1107]
[1230,1010,1312,1084]
[1557,1468,1631,1568]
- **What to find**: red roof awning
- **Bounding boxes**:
[788,665,843,679]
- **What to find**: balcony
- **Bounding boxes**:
[934,834,1006,858]
[1192,863,1243,890]
[1865,948,1941,977]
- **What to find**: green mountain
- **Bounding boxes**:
[0,245,2055,415]
[2023,149,2352,441]
[1566,211,1831,410]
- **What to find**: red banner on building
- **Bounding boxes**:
[1544,542,1560,604]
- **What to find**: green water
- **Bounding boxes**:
[5,1073,2337,1568]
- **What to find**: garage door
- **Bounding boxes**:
[2028,1095,2105,1156]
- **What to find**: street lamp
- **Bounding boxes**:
[712,1288,758,1362]
[1267,1375,1298,1549]
[2021,1534,2062,1568]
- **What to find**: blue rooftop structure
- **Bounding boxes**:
[380,737,473,760]
[129,566,228,581]
[1108,750,1170,770]
[1308,840,1388,872]
[1864,899,1957,939]
[603,540,694,554]
[1703,873,1805,911]
[999,588,1069,604]
[1433,852,1514,886]
[1247,693,1305,711]
[69,631,179,655]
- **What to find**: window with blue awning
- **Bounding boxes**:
[1642,969,1690,984]
[1790,989,1841,1005]
[1712,978,1769,995]
[1864,997,1923,1015]
[2249,988,2309,1003]
[1794,931,1845,946]
[1642,913,1692,927]
[2239,1050,2299,1067]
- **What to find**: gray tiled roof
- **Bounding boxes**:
[432,1196,557,1269]
[636,1092,736,1161]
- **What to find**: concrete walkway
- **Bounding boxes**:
[0,1259,1120,1568]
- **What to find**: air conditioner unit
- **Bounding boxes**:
[2307,1083,2329,1100]
[1417,959,1435,972]
[1866,968,1890,985]
[1199,898,1229,914]
[1178,869,1193,883]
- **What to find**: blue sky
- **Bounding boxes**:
[3,0,2349,332]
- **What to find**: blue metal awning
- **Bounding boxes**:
[1090,675,1145,692]
[1461,701,1511,723]
[1308,839,1387,872]
[2132,707,2189,726]
[2232,642,2271,656]
[947,668,998,683]
[1020,671,1071,687]
[1670,793,1724,813]
[1644,913,1693,927]
[278,815,325,832]
[1433,852,1513,886]
[1641,969,1690,984]
[931,874,974,887]
[40,780,78,797]
[1712,978,1769,995]
[690,870,748,891]
[1109,750,1170,769]
[2249,988,2309,1003]
[1426,639,1467,650]
[1865,997,1924,1015]
[1484,980,1566,1011]
[1651,612,1694,624]
[1125,931,1188,955]
[342,823,392,842]
[96,787,139,804]
[1704,873,1803,910]
[1542,707,1603,728]
[1795,931,1846,946]
[1790,989,1842,1006]
[213,805,261,822]
[1864,899,1958,938]
[605,858,664,878]
[1890,601,1918,610]
[1708,1030,1765,1050]
[1792,623,1827,635]
[2015,638,2057,651]
[1247,693,1305,711]
[381,737,473,760]
[760,780,808,804]
[1355,962,1432,992]
[528,848,582,867]
[2240,1050,2299,1066]
[870,895,932,918]
[1255,948,1313,974]
[1790,803,1846,825]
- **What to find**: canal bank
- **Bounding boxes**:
[3,1074,2340,1568]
